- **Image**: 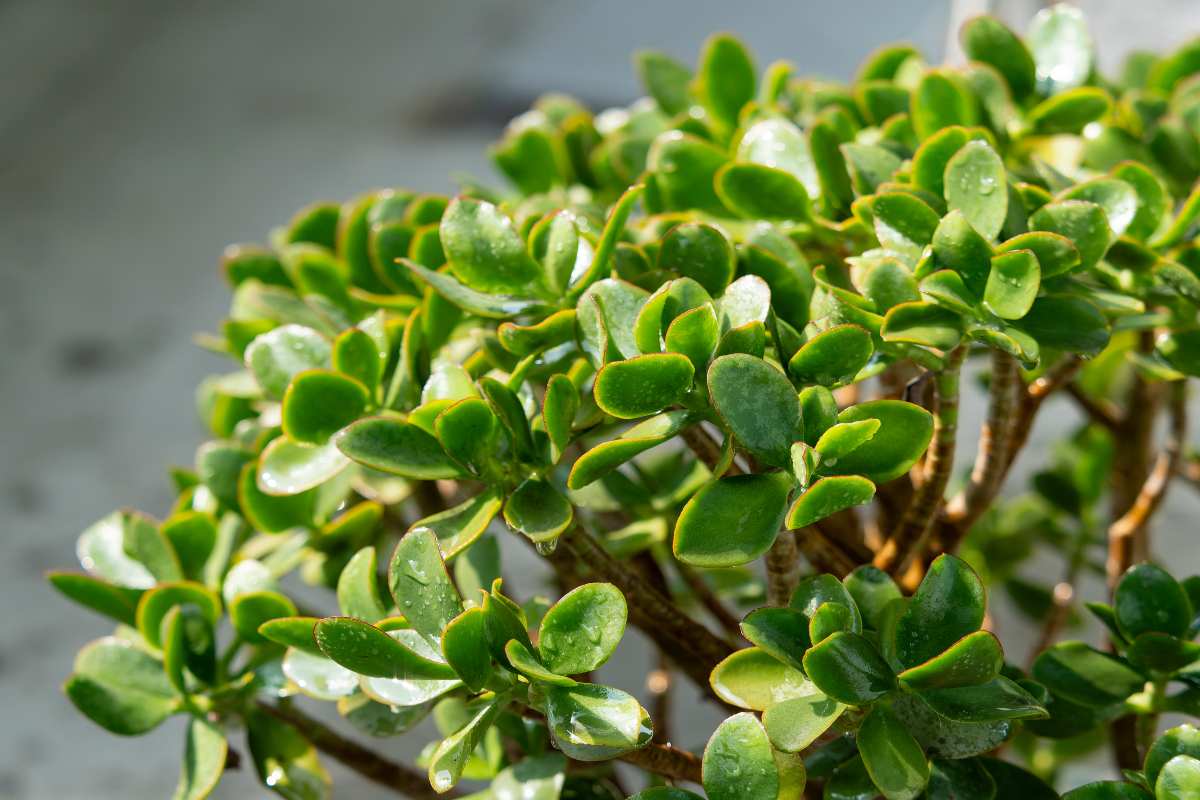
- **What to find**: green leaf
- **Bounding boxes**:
[810,601,857,644]
[1150,183,1200,250]
[710,647,814,711]
[697,34,756,131]
[658,222,736,296]
[945,140,1008,241]
[282,369,369,444]
[230,591,298,644]
[172,717,227,800]
[432,397,495,474]
[258,438,350,496]
[1030,200,1112,271]
[245,325,331,399]
[409,487,503,560]
[389,528,463,641]
[703,713,796,800]
[246,709,330,800]
[404,259,546,319]
[577,278,649,364]
[648,132,731,217]
[314,617,457,680]
[65,637,179,736]
[337,546,389,622]
[917,676,1048,722]
[786,476,876,528]
[491,754,568,800]
[137,582,222,649]
[932,209,994,297]
[428,695,505,792]
[1061,177,1138,238]
[912,71,977,141]
[997,231,1080,278]
[898,631,1003,690]
[441,608,493,692]
[1061,783,1152,800]
[1156,756,1200,800]
[1113,161,1169,241]
[335,417,460,479]
[593,354,694,420]
[258,617,322,655]
[538,583,626,675]
[882,302,965,349]
[543,683,652,761]
[48,571,142,626]
[762,689,844,752]
[844,566,903,630]
[984,249,1040,319]
[76,511,159,589]
[803,632,896,705]
[543,375,578,463]
[913,127,976,197]
[815,419,881,462]
[788,325,874,387]
[635,50,693,116]
[1114,563,1192,639]
[1027,3,1093,94]
[896,554,985,669]
[568,411,693,489]
[634,277,712,355]
[1145,724,1200,787]
[738,118,820,198]
[741,607,811,671]
[792,574,863,631]
[716,162,811,220]
[891,694,1012,760]
[709,353,802,466]
[1016,295,1109,357]
[1031,641,1146,707]
[665,304,720,372]
[842,143,903,195]
[1027,87,1111,135]
[961,15,1036,99]
[504,639,576,687]
[825,756,877,800]
[831,400,934,483]
[239,462,315,533]
[926,758,997,800]
[857,705,929,800]
[441,197,543,296]
[873,192,941,261]
[673,472,793,567]
[504,478,574,545]
[160,512,216,581]
[1157,328,1200,377]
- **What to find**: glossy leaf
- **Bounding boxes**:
[984,249,1040,320]
[543,683,652,761]
[673,472,793,567]
[1114,563,1193,639]
[831,400,934,483]
[65,637,179,736]
[388,528,463,641]
[441,197,542,296]
[1031,641,1146,707]
[945,140,1007,241]
[896,554,985,669]
[335,417,460,479]
[788,324,873,387]
[857,705,929,800]
[802,632,896,705]
[709,354,802,466]
[709,647,814,711]
[703,713,794,800]
[538,583,626,675]
[786,476,875,529]
[593,354,694,420]
[716,162,811,220]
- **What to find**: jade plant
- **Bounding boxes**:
[49,5,1200,799]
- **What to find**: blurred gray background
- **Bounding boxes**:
[4,1,1200,797]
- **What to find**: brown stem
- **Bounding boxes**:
[875,346,966,575]
[1107,381,1186,589]
[1064,382,1122,431]
[648,654,673,745]
[795,526,858,578]
[681,425,741,475]
[672,560,745,641]
[556,526,734,692]
[935,355,1083,556]
[256,701,451,800]
[945,351,1018,524]
[765,530,801,606]
[618,743,703,784]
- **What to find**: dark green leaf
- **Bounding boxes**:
[857,705,929,800]
[709,353,802,466]
[673,472,793,567]
[538,583,626,675]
